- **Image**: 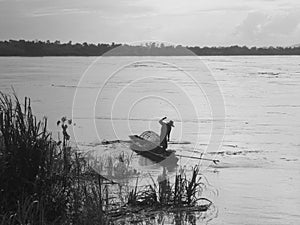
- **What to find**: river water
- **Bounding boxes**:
[0,56,299,225]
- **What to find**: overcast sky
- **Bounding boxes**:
[0,0,300,46]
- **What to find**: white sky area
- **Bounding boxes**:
[0,0,300,46]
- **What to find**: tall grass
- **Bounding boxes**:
[0,93,108,224]
[126,166,211,209]
[0,92,68,223]
[107,166,213,223]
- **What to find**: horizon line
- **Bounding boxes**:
[1,39,299,48]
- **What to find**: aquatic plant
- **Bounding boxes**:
[0,92,68,222]
[106,166,213,224]
[0,92,108,224]
[126,165,211,209]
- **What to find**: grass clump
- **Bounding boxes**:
[0,92,68,224]
[0,92,108,224]
[126,166,212,209]
[107,166,213,223]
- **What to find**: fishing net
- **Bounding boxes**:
[140,131,160,145]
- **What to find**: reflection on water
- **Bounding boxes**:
[110,204,218,225]
[138,155,178,173]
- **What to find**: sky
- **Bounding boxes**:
[0,0,300,46]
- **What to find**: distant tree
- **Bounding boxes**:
[0,39,300,56]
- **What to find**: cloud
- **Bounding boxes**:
[234,10,300,44]
[29,8,90,17]
[0,0,156,18]
[235,12,269,39]
[1,0,300,46]
[263,11,300,34]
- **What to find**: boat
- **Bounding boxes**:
[129,131,178,164]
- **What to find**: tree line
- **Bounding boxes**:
[0,39,300,56]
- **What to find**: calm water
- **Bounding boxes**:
[0,56,300,224]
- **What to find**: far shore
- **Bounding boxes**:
[1,40,300,56]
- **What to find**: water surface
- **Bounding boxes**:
[0,56,299,224]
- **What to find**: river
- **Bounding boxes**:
[0,56,299,224]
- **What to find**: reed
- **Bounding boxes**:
[0,196,47,225]
[126,165,211,209]
[0,93,108,224]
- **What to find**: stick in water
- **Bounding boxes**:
[176,154,219,164]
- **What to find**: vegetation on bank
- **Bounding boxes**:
[1,40,300,56]
[0,93,214,224]
[0,92,104,224]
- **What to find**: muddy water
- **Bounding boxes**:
[0,56,299,224]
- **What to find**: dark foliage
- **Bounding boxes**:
[188,45,300,55]
[0,93,106,224]
[0,40,300,56]
[0,93,75,224]
[0,40,120,56]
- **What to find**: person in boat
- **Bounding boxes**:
[159,117,174,150]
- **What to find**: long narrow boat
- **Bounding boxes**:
[129,132,178,164]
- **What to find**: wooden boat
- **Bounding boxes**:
[129,132,178,164]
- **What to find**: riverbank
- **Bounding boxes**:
[1,40,300,56]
